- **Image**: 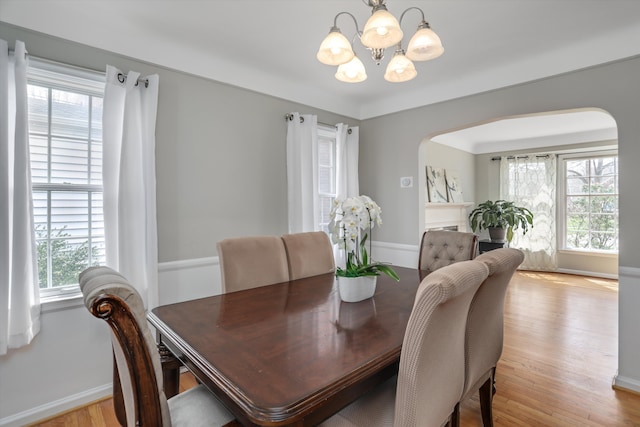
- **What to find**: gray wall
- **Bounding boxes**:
[360,55,640,389]
[0,23,358,422]
[0,23,359,263]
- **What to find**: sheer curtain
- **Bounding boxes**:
[336,124,359,198]
[286,112,319,233]
[102,65,160,309]
[0,40,40,355]
[500,154,557,271]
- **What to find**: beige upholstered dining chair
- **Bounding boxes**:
[320,259,490,427]
[418,230,478,273]
[453,248,524,427]
[217,236,290,293]
[79,266,235,427]
[281,231,335,280]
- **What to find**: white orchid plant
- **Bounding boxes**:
[328,195,399,281]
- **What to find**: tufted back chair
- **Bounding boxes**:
[217,236,290,293]
[320,260,490,427]
[282,231,336,280]
[454,248,524,426]
[79,266,235,427]
[418,230,478,273]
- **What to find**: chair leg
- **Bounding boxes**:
[479,374,495,427]
[450,403,461,427]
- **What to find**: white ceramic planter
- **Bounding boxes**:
[337,275,377,303]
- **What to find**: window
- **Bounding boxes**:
[27,59,106,297]
[317,126,337,233]
[560,152,618,252]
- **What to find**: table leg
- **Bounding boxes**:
[158,341,181,398]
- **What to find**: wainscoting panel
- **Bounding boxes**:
[158,256,221,305]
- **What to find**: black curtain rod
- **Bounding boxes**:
[491,154,551,161]
[284,113,352,134]
[117,72,149,88]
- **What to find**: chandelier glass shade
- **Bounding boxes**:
[317,1,444,83]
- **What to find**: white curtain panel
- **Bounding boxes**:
[500,155,557,271]
[336,124,359,198]
[286,112,319,233]
[102,65,160,309]
[0,40,40,355]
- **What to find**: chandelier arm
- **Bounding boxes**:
[332,11,362,34]
[398,6,426,26]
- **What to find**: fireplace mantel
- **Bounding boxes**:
[424,202,474,232]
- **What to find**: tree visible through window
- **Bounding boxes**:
[27,60,106,294]
[563,154,618,252]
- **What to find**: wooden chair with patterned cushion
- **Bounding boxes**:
[281,231,335,280]
[320,259,490,427]
[217,236,290,293]
[452,248,524,427]
[79,266,235,427]
[418,230,478,273]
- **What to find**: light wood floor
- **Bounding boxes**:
[31,271,640,426]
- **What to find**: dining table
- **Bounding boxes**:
[147,266,426,426]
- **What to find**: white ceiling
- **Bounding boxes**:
[0,0,636,149]
[432,109,618,154]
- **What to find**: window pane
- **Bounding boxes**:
[29,134,49,184]
[51,89,89,139]
[91,97,103,142]
[51,137,89,184]
[563,154,618,252]
[28,63,105,292]
[566,159,588,177]
[566,230,589,249]
[590,196,617,214]
[49,237,91,287]
[590,175,616,194]
[566,177,588,195]
[590,232,617,251]
[27,85,49,134]
[566,196,588,214]
[51,191,89,238]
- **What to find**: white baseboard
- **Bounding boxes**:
[556,268,618,280]
[0,384,112,427]
[613,373,640,394]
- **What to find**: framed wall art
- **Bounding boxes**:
[426,165,448,203]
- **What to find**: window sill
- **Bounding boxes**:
[558,249,618,259]
[40,292,83,313]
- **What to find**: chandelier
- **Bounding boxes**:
[316,0,444,83]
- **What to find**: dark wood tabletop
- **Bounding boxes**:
[148,266,424,426]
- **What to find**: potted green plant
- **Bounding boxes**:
[328,195,399,302]
[469,200,534,242]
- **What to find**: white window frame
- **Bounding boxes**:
[27,58,106,299]
[557,150,618,254]
[317,125,337,233]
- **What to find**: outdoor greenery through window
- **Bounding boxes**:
[318,126,337,233]
[562,153,618,252]
[27,59,106,296]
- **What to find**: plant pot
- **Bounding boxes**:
[337,276,377,303]
[488,227,507,242]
